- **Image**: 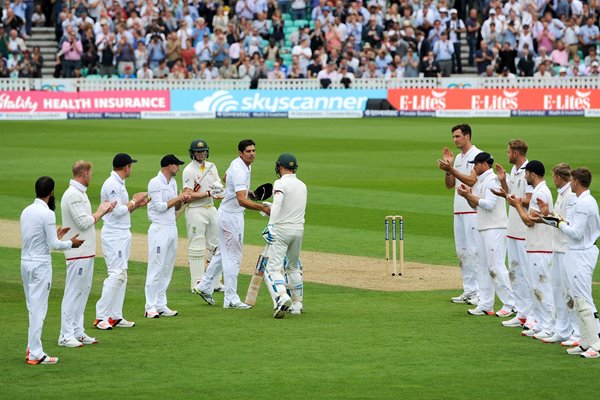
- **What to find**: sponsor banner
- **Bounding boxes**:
[0,91,169,113]
[171,90,386,113]
[436,109,511,118]
[288,110,363,118]
[0,112,67,120]
[388,89,600,112]
[68,112,141,119]
[141,111,216,119]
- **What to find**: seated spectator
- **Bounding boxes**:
[264,38,280,62]
[120,64,136,78]
[384,62,402,78]
[267,60,286,79]
[362,60,384,78]
[480,64,495,77]
[153,59,170,78]
[584,47,600,67]
[557,66,568,77]
[533,61,553,78]
[500,66,516,79]
[374,48,392,73]
[238,55,256,79]
[7,50,22,78]
[316,62,338,88]
[137,63,154,78]
[306,55,322,78]
[220,57,238,79]
[586,60,600,76]
[170,59,187,79]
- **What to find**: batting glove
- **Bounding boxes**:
[262,224,275,244]
[540,213,564,228]
[260,201,272,217]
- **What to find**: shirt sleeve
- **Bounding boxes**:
[559,207,589,241]
[477,179,499,211]
[268,180,284,225]
[148,178,168,213]
[65,193,95,230]
[103,180,129,218]
[231,166,248,194]
[182,167,194,190]
[44,210,72,250]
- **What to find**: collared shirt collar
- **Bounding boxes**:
[34,198,49,208]
[558,182,571,195]
[111,170,125,185]
[69,179,87,193]
[478,168,494,181]
[159,170,171,184]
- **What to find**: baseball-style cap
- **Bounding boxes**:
[113,153,137,168]
[450,8,458,14]
[322,6,331,11]
[160,154,185,167]
[439,7,448,13]
[524,160,545,176]
[468,152,494,165]
[592,61,599,67]
[489,9,496,14]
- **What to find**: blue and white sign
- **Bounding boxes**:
[171,90,386,113]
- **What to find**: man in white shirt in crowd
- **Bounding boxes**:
[21,176,84,365]
[95,153,149,330]
[58,161,115,347]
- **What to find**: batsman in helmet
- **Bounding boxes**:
[182,139,226,292]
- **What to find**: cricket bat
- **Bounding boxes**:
[245,244,270,306]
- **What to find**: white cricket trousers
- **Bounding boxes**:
[21,259,52,361]
[60,257,94,340]
[552,252,579,339]
[96,227,131,320]
[527,252,555,333]
[199,209,244,306]
[565,247,599,319]
[185,205,218,288]
[145,223,178,313]
[476,229,515,312]
[264,227,304,302]
[507,238,531,319]
[454,213,479,297]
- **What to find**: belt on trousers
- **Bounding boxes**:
[188,204,214,209]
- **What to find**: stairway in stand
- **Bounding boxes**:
[29,26,57,78]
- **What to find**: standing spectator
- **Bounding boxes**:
[165,31,182,69]
[433,31,454,76]
[562,17,581,58]
[447,9,465,73]
[81,44,99,75]
[213,6,229,33]
[498,41,517,74]
[474,40,494,75]
[193,140,271,310]
[147,34,166,69]
[145,155,186,319]
[195,32,213,63]
[21,176,84,365]
[7,29,26,53]
[116,35,136,75]
[134,41,149,71]
[97,32,116,76]
[466,9,480,67]
[362,16,383,48]
[291,0,307,20]
[236,0,256,21]
[59,29,82,78]
[180,38,196,67]
[579,16,599,57]
[212,31,229,67]
[306,55,322,78]
[551,40,570,67]
[420,50,441,77]
[58,161,115,348]
[518,46,535,76]
[402,47,420,77]
[32,4,46,27]
[30,45,43,78]
[316,61,339,87]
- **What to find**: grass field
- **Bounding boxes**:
[1,118,600,398]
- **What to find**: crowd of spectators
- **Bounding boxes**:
[1,0,599,81]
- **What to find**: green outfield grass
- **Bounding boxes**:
[2,118,600,266]
[0,247,598,399]
[1,118,600,398]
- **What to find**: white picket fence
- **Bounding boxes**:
[1,77,599,91]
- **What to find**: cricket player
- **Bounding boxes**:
[59,161,115,347]
[491,140,534,327]
[145,154,187,318]
[262,153,307,318]
[21,176,84,365]
[437,124,481,305]
[95,153,149,330]
[538,164,579,344]
[457,152,515,316]
[507,160,555,339]
[538,168,600,358]
[193,139,271,309]
[182,139,225,292]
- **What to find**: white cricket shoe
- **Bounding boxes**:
[114,319,135,328]
[533,331,553,340]
[193,287,216,305]
[93,319,113,330]
[521,328,538,337]
[158,307,178,317]
[541,334,568,344]
[465,294,479,305]
[567,346,587,355]
[581,348,600,359]
[58,337,84,348]
[213,283,225,292]
[451,293,468,304]
[288,301,303,315]
[274,294,292,319]
[224,301,252,309]
[467,307,494,316]
[27,355,59,365]
[76,334,98,345]
[495,307,514,318]
[561,337,581,347]
[502,316,525,327]
[144,310,160,319]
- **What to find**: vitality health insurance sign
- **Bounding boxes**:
[387,88,600,117]
[0,91,170,119]
[170,89,386,118]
